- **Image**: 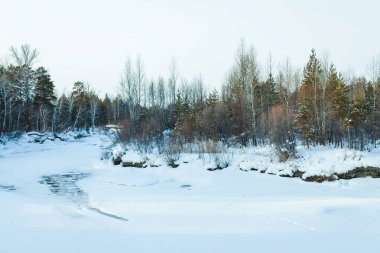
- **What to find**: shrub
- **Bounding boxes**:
[162,142,181,168]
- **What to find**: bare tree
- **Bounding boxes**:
[277,58,295,105]
[148,80,156,107]
[9,44,40,130]
[67,92,76,128]
[88,89,99,130]
[367,55,380,109]
[275,58,298,153]
[245,42,260,144]
[0,69,15,133]
[135,55,145,106]
[168,59,179,105]
[157,76,166,109]
[225,39,260,144]
[320,50,330,143]
[193,74,206,103]
[120,57,137,120]
[10,44,39,67]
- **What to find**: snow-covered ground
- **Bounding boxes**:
[1,134,380,253]
[238,144,380,179]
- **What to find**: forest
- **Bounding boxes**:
[1,42,380,156]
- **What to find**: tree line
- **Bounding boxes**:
[0,45,127,134]
[1,43,380,152]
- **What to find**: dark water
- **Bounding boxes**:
[39,172,128,221]
[0,184,16,191]
[39,172,90,205]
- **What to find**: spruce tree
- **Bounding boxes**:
[297,49,322,146]
[262,72,279,112]
[296,100,313,147]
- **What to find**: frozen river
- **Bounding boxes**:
[0,135,379,253]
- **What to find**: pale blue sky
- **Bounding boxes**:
[1,0,379,95]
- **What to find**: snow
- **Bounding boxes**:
[231,145,380,179]
[111,143,125,160]
[1,134,380,253]
[121,150,144,163]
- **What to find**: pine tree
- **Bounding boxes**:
[71,81,90,129]
[72,81,86,100]
[33,67,56,131]
[34,67,56,107]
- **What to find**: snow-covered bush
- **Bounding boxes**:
[162,142,181,168]
[121,150,146,167]
[110,143,125,165]
[188,140,233,169]
[212,151,233,169]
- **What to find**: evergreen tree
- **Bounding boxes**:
[33,67,56,131]
[71,81,90,129]
[56,94,70,130]
[296,100,313,147]
[230,76,246,139]
[325,64,348,146]
[98,94,111,126]
[347,84,371,150]
[34,67,56,107]
[206,89,219,107]
[174,91,183,136]
[72,81,86,99]
[297,49,322,146]
[262,72,279,112]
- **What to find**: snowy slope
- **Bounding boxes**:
[236,145,380,179]
[0,135,380,253]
